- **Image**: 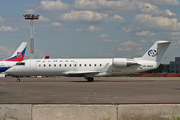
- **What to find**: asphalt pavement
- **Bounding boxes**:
[0,77,180,104]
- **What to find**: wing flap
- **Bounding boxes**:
[63,63,110,77]
[65,71,100,77]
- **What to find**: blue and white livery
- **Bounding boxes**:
[0,42,27,72]
[6,41,170,82]
[148,49,157,57]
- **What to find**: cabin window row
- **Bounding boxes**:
[39,64,102,67]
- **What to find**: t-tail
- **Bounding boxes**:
[2,42,27,62]
[136,41,171,64]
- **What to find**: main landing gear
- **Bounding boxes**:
[16,76,20,82]
[85,77,94,82]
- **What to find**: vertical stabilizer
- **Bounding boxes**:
[140,41,171,62]
[3,42,27,61]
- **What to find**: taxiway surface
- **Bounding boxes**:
[0,77,180,104]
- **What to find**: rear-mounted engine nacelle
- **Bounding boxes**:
[112,58,127,68]
[112,58,138,68]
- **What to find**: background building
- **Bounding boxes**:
[143,64,170,74]
[170,57,180,73]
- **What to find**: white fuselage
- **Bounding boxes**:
[8,58,158,77]
[5,40,171,82]
[0,61,17,72]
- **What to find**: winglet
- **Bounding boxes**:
[100,63,109,72]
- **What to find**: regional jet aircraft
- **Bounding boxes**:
[0,42,27,72]
[6,41,170,82]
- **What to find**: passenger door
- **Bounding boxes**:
[29,59,36,72]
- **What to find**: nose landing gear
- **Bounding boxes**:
[16,76,20,82]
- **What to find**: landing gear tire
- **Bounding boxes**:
[16,76,20,82]
[16,79,20,82]
[87,77,94,82]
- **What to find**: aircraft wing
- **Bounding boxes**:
[66,71,100,77]
[64,63,109,77]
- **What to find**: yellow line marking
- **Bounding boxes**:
[2,82,6,84]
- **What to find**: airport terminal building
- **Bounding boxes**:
[170,57,180,73]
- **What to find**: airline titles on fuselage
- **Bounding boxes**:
[37,60,75,63]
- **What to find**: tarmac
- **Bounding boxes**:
[0,77,180,104]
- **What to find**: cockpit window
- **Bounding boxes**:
[16,62,25,65]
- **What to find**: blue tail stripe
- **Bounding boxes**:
[4,46,27,60]
[22,46,27,55]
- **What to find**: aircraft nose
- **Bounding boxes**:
[5,67,16,75]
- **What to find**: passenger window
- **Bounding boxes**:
[79,64,81,67]
[44,64,46,67]
[100,64,102,67]
[49,64,51,67]
[54,64,56,67]
[70,64,71,67]
[94,64,96,67]
[85,64,86,67]
[59,64,61,67]
[39,64,41,67]
[89,64,91,67]
[65,64,66,67]
[75,64,76,67]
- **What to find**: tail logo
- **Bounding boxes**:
[17,52,22,58]
[148,49,157,57]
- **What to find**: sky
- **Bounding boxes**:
[0,0,180,64]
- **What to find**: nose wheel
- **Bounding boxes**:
[16,76,20,82]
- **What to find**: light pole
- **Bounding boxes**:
[23,14,40,59]
[164,56,167,73]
